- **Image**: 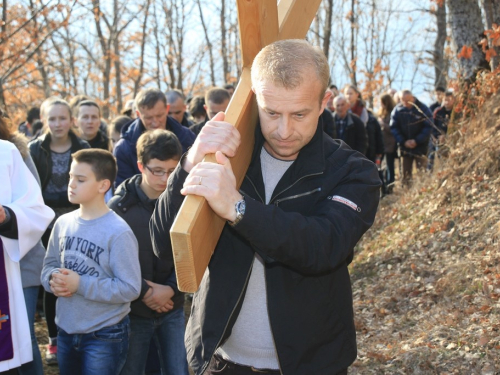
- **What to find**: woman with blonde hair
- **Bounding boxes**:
[28,97,90,365]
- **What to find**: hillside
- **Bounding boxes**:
[349,94,500,374]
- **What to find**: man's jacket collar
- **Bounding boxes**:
[244,118,326,202]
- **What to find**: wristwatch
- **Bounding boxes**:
[228,197,246,226]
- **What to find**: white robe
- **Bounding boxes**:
[0,140,54,371]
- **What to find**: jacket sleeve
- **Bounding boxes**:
[233,155,381,275]
[414,105,433,145]
[354,118,368,155]
[41,222,62,292]
[390,108,405,145]
[113,139,136,187]
[374,119,385,155]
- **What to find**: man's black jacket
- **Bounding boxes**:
[365,112,385,162]
[150,121,381,375]
[332,112,368,155]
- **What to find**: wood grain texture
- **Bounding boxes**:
[278,0,322,39]
[238,0,279,68]
[170,0,322,293]
[170,69,257,292]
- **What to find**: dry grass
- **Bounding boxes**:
[349,94,500,374]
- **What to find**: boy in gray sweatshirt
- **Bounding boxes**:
[41,149,141,375]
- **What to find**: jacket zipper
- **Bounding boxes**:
[270,171,324,205]
[200,261,254,375]
[243,176,265,203]
[273,187,322,206]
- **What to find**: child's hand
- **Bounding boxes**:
[50,272,73,297]
[58,268,80,294]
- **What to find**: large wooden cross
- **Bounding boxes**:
[170,0,322,292]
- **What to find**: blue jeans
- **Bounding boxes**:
[120,308,188,375]
[18,286,43,375]
[57,316,130,375]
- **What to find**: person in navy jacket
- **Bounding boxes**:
[114,88,195,186]
[390,89,433,185]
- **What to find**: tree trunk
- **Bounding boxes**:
[153,0,162,89]
[133,0,150,97]
[323,0,333,60]
[92,0,111,119]
[197,0,215,86]
[30,0,51,98]
[447,0,488,80]
[481,0,500,70]
[175,0,184,92]
[433,1,448,88]
[113,35,122,113]
[350,0,358,86]
[221,0,229,83]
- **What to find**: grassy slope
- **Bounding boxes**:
[349,95,500,374]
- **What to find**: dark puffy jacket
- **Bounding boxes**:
[333,112,368,155]
[365,112,385,162]
[114,117,196,186]
[28,131,90,208]
[87,129,111,151]
[432,106,452,138]
[189,120,207,136]
[390,99,433,156]
[151,121,381,375]
[108,175,183,318]
[180,112,194,128]
[321,108,337,139]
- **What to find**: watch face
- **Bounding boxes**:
[237,200,246,215]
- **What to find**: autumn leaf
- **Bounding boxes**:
[485,48,497,62]
[457,45,473,60]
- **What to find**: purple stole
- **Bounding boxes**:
[0,239,13,361]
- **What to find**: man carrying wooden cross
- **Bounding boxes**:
[151,39,381,375]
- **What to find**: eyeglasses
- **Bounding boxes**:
[145,165,173,177]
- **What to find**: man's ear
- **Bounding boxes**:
[166,104,170,113]
[320,90,332,115]
[137,161,144,174]
[136,110,141,119]
[203,104,207,112]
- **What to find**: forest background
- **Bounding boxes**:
[2,0,500,123]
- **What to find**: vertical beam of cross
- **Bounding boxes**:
[170,0,322,292]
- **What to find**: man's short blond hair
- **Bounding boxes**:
[251,39,330,102]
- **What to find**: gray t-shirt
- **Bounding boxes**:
[41,210,141,334]
[218,146,294,369]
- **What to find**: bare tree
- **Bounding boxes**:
[349,0,358,86]
[323,0,334,61]
[91,0,136,117]
[197,0,216,86]
[481,0,500,70]
[132,0,151,97]
[447,0,488,80]
[220,0,229,84]
[433,1,448,88]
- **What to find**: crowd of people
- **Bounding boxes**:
[1,38,456,375]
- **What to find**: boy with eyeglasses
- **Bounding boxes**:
[108,129,188,375]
